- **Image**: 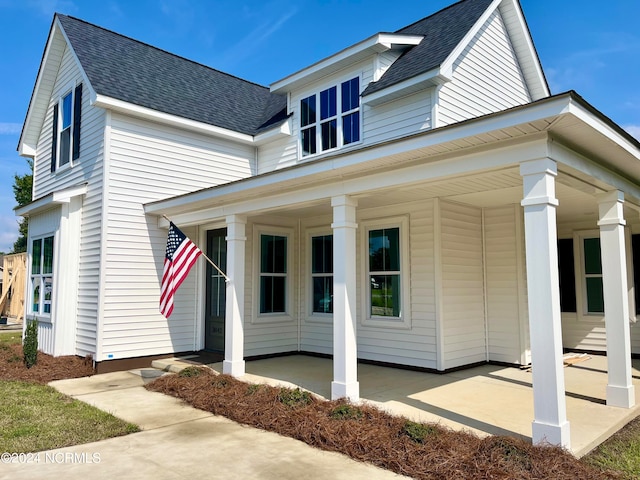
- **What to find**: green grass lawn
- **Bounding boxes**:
[0,330,139,453]
[0,381,139,453]
[585,415,640,479]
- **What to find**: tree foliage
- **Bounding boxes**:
[12,159,33,254]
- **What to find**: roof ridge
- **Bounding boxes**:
[55,13,270,92]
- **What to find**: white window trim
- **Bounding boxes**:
[252,224,294,324]
[306,226,333,323]
[28,233,57,321]
[297,73,363,160]
[55,82,78,173]
[360,215,411,329]
[573,228,635,322]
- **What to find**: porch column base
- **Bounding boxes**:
[331,380,360,401]
[532,420,570,448]
[606,384,635,408]
[222,359,245,377]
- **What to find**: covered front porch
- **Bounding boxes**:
[155,353,640,457]
[146,93,640,452]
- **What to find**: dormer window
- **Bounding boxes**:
[300,77,360,157]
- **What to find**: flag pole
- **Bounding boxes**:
[162,215,230,283]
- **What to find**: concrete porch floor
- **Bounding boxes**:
[170,354,640,457]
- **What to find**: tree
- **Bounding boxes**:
[12,159,33,254]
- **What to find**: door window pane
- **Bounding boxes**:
[32,239,42,274]
[43,236,54,274]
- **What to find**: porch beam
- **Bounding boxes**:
[520,158,570,448]
[597,190,635,408]
[331,195,359,401]
[223,214,247,377]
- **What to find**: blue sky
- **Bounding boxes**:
[0,0,639,253]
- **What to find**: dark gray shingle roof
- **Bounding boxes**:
[362,0,494,97]
[57,14,287,136]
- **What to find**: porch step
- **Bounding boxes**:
[151,356,202,373]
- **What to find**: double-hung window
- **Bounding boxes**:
[582,237,604,314]
[300,76,360,157]
[311,234,333,314]
[31,236,54,315]
[51,83,83,172]
[259,234,288,314]
[368,227,401,318]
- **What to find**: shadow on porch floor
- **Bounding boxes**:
[163,353,640,457]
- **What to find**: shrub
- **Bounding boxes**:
[402,420,438,443]
[23,319,38,368]
[178,366,205,378]
[278,387,312,407]
[330,403,363,420]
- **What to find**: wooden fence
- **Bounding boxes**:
[0,253,26,322]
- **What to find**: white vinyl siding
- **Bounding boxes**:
[99,114,255,360]
[357,201,436,368]
[438,9,531,126]
[439,201,485,369]
[244,217,299,357]
[362,89,432,145]
[31,42,105,358]
[484,205,526,364]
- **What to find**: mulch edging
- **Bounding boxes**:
[146,367,619,480]
[0,344,94,383]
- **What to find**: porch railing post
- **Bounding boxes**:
[223,214,247,377]
[597,190,635,408]
[520,158,570,449]
[331,195,359,401]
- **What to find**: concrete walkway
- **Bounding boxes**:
[0,369,407,480]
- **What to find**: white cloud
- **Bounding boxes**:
[624,125,640,141]
[0,123,21,135]
[26,0,76,16]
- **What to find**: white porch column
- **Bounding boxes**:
[520,159,570,448]
[597,190,635,408]
[331,195,359,401]
[223,214,247,377]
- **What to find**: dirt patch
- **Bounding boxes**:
[0,343,94,383]
[147,368,620,480]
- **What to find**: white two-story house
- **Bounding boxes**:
[16,0,640,449]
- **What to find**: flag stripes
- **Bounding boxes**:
[160,222,202,318]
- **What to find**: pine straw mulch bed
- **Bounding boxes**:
[146,366,620,480]
[0,343,94,383]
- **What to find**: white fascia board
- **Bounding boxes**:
[361,68,450,106]
[440,0,502,79]
[93,94,255,144]
[499,0,549,99]
[19,20,63,158]
[15,184,87,217]
[253,117,292,145]
[567,99,640,161]
[270,33,423,94]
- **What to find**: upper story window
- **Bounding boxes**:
[300,77,360,158]
[51,83,83,173]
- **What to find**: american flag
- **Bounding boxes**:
[160,222,202,318]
